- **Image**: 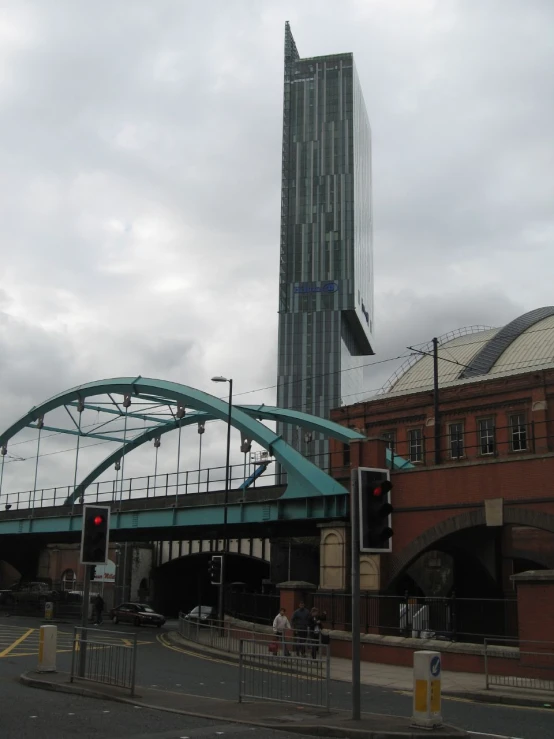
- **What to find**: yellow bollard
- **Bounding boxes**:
[412,650,442,729]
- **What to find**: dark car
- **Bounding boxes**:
[184,605,216,625]
[109,602,165,628]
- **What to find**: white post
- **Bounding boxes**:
[37,625,57,673]
[412,650,442,729]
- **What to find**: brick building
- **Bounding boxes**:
[327,306,554,602]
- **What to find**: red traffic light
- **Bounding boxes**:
[371,480,392,497]
[93,515,105,526]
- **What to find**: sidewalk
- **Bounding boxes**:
[20,669,468,739]
[168,631,554,709]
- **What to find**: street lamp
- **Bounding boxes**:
[211,375,233,623]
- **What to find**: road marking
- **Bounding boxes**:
[0,628,34,657]
[395,689,554,714]
[469,733,524,739]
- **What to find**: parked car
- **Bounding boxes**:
[183,605,216,625]
[109,602,166,628]
[0,581,58,606]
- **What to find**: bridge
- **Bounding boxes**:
[0,377,371,543]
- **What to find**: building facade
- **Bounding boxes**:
[328,306,554,600]
[277,22,374,466]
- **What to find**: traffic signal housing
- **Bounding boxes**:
[80,505,110,565]
[359,468,393,552]
[208,555,223,585]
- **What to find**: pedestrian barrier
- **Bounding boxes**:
[70,626,138,695]
[484,638,554,693]
[178,611,275,654]
[238,637,330,709]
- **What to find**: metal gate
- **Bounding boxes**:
[238,638,330,709]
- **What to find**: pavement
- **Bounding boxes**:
[166,630,554,710]
[21,668,468,739]
[6,616,554,738]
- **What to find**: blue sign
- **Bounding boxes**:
[430,655,441,678]
[294,282,338,295]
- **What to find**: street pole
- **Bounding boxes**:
[212,376,233,625]
[78,564,91,677]
[351,468,361,721]
[433,337,440,465]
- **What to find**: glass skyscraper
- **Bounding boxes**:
[277,22,375,467]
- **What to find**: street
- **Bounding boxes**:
[1,616,554,739]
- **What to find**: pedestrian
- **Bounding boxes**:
[93,593,104,625]
[272,607,291,656]
[291,601,311,656]
[308,607,323,659]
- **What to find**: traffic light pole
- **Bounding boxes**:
[351,468,361,721]
[78,564,92,677]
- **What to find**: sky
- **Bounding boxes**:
[0,0,553,497]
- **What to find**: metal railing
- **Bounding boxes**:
[239,638,330,709]
[178,612,270,654]
[70,627,138,695]
[484,638,554,693]
[226,591,280,625]
[310,591,518,642]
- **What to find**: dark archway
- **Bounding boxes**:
[152,552,270,618]
[388,506,554,588]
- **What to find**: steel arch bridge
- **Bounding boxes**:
[0,377,365,538]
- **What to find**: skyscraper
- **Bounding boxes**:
[277,22,374,467]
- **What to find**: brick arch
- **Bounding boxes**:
[387,506,554,587]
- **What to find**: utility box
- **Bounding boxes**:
[37,625,57,673]
[412,650,442,729]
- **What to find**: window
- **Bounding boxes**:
[479,418,495,455]
[510,413,527,452]
[342,443,351,466]
[381,431,396,452]
[61,569,76,591]
[449,423,464,459]
[408,428,423,463]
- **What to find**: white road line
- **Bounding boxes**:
[469,732,525,739]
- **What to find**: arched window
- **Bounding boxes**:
[61,569,76,591]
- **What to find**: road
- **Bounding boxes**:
[2,615,554,739]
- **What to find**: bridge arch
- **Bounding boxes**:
[387,506,554,588]
[0,377,365,506]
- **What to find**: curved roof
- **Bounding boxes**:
[383,307,554,397]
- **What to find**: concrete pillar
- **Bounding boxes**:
[277,581,316,617]
[512,569,554,644]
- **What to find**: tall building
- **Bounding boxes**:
[276,22,374,466]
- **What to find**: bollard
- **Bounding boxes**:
[37,625,57,673]
[44,601,54,620]
[411,650,442,729]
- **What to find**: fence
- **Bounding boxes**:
[70,627,138,695]
[178,612,273,654]
[311,591,518,642]
[238,638,330,709]
[484,638,554,693]
[226,590,280,625]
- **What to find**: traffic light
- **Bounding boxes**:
[208,555,223,585]
[359,468,393,552]
[80,505,110,565]
[89,566,96,581]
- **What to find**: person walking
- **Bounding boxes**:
[93,593,104,625]
[308,607,323,659]
[291,601,311,656]
[272,607,291,656]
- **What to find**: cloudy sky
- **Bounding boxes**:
[1,0,553,497]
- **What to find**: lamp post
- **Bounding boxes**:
[211,375,233,623]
